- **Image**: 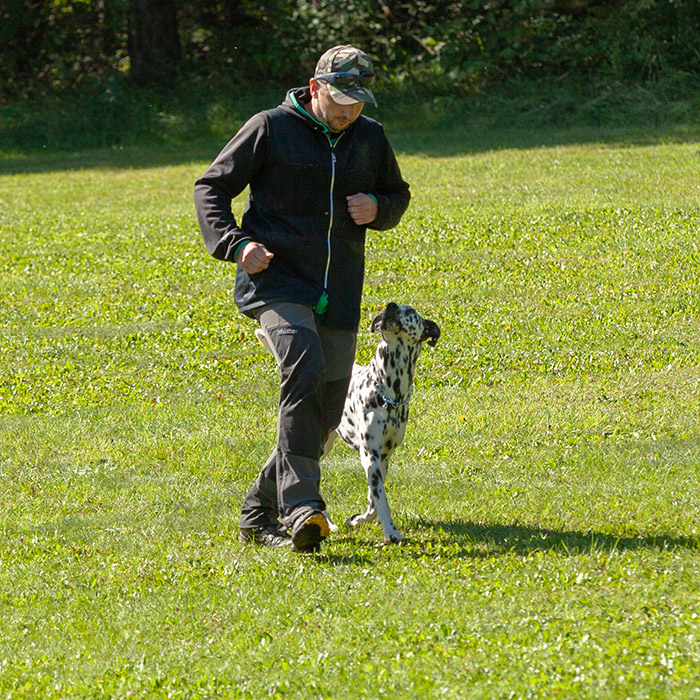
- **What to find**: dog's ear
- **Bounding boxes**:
[371,312,384,333]
[422,320,441,347]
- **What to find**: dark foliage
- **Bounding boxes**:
[1,1,699,152]
[2,0,699,101]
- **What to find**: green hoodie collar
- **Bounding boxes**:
[290,89,343,145]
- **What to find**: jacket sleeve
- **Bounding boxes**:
[369,130,411,232]
[193,112,269,262]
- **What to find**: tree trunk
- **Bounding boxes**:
[128,0,180,86]
[222,0,243,27]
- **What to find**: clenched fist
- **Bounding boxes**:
[346,193,378,226]
[236,241,274,274]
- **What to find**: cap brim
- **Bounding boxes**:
[328,84,377,108]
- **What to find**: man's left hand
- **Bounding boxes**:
[346,193,378,226]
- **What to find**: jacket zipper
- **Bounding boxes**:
[317,133,343,312]
[323,148,337,292]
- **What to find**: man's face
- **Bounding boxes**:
[309,80,364,133]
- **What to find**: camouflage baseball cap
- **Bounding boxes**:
[313,45,377,107]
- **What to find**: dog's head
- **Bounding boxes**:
[371,302,441,347]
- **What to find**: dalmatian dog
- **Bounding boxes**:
[322,302,440,543]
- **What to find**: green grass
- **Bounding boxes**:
[2,122,700,698]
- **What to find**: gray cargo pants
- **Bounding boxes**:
[239,302,357,532]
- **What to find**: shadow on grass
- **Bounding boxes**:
[396,123,700,158]
[1,122,699,177]
[425,520,700,558]
[272,520,700,565]
[0,139,221,176]
[3,76,700,174]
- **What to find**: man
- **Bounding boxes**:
[194,45,410,552]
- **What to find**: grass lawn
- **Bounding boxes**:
[1,120,700,698]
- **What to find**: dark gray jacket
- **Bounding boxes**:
[194,87,411,331]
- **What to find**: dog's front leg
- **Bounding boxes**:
[346,445,378,530]
[346,483,377,531]
[351,447,405,544]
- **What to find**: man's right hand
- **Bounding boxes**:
[237,241,274,274]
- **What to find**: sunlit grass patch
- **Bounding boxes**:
[2,128,700,698]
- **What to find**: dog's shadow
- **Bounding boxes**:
[422,519,700,558]
[317,520,699,566]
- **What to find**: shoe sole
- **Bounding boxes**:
[239,529,292,549]
[292,513,330,553]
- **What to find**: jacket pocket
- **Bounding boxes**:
[264,162,327,216]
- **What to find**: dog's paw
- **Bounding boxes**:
[346,512,378,529]
[346,514,363,530]
[384,534,407,545]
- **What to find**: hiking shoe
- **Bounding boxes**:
[291,512,330,553]
[239,526,293,549]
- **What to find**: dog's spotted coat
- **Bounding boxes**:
[323,302,440,543]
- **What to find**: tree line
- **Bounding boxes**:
[2,0,700,101]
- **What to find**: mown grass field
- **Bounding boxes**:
[1,120,700,699]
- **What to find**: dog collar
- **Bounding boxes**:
[378,385,413,409]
